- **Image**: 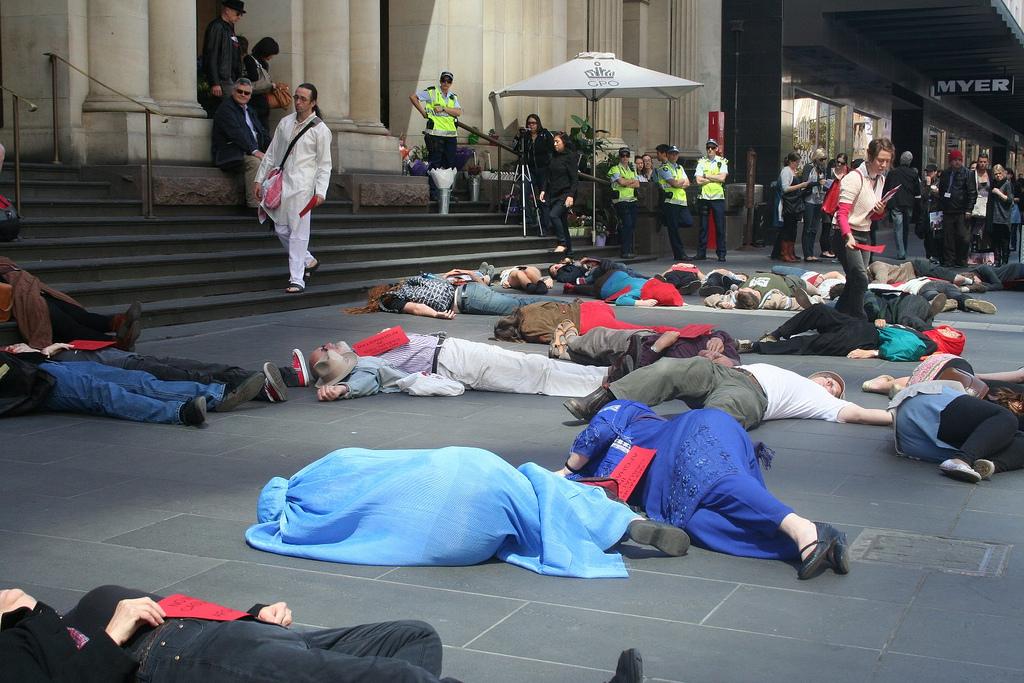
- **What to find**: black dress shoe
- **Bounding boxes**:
[607,648,643,683]
[626,519,690,556]
[798,522,841,580]
[829,530,850,575]
[563,386,615,421]
[698,284,725,297]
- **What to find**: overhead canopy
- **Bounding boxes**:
[496,52,702,101]
[826,2,1024,129]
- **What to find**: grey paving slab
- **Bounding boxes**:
[106,513,392,578]
[872,653,1024,682]
[0,460,134,498]
[912,572,1024,618]
[158,561,526,645]
[0,532,225,593]
[702,584,903,649]
[440,646,622,683]
[0,492,176,541]
[888,606,1024,670]
[781,492,961,536]
[627,532,926,605]
[467,602,880,682]
[4,248,1024,681]
[384,560,739,624]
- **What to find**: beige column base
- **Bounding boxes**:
[79,112,212,164]
[332,130,402,174]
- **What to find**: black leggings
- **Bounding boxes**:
[938,395,1024,472]
[44,295,112,342]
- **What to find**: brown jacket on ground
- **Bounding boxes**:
[868,260,916,285]
[514,301,582,343]
[0,257,84,348]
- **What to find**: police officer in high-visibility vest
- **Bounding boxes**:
[695,138,729,262]
[608,147,641,258]
[655,143,693,260]
[409,71,462,201]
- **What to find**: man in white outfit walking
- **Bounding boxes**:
[254,82,333,293]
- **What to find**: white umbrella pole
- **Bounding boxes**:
[591,98,597,246]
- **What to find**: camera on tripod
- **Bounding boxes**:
[511,127,530,154]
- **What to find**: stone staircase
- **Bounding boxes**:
[0,164,621,344]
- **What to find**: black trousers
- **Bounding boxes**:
[546,193,573,252]
[44,295,113,342]
[942,211,970,266]
[938,396,1024,472]
[62,586,451,683]
[863,292,932,331]
[424,133,456,200]
[758,304,878,356]
[912,257,960,282]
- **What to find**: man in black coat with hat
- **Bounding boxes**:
[212,78,270,208]
[202,0,246,107]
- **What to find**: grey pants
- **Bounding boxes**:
[566,327,651,365]
[609,356,768,429]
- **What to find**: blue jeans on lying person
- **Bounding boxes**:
[41,360,224,424]
[457,282,561,315]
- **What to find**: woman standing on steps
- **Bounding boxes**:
[540,132,579,256]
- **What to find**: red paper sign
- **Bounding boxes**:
[675,324,715,339]
[69,340,117,351]
[609,446,656,501]
[351,326,410,356]
[157,594,249,621]
[298,196,318,217]
[855,243,886,253]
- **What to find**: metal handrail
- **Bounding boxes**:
[0,85,38,215]
[46,52,164,218]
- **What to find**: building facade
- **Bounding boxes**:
[1,0,722,174]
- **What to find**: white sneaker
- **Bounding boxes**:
[973,459,995,480]
[939,459,981,484]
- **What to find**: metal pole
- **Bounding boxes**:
[50,54,61,164]
[591,98,597,245]
[145,110,155,219]
[12,95,21,215]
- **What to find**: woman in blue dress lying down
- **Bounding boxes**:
[561,402,849,580]
[246,446,689,579]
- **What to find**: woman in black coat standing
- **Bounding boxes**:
[243,37,280,133]
[539,132,579,255]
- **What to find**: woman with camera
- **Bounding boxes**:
[540,132,579,255]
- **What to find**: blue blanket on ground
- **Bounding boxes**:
[245,447,638,578]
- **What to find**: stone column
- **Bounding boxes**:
[668,0,699,156]
[588,0,623,139]
[303,0,355,130]
[83,0,154,111]
[148,0,206,117]
[349,0,387,134]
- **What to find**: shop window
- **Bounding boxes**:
[852,112,877,162]
[793,96,839,165]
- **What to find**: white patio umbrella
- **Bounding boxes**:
[496,52,702,239]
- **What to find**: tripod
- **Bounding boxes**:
[505,160,544,237]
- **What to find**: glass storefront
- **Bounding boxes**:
[852,111,876,161]
[793,95,840,165]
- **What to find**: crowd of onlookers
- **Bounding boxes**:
[774,146,1022,269]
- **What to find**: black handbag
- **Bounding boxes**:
[0,195,20,242]
[781,176,805,216]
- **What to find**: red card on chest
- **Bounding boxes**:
[157,594,249,621]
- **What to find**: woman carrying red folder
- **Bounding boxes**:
[833,139,895,319]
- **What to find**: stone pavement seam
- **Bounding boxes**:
[460,602,530,648]
[880,649,1024,673]
[867,572,929,678]
[697,583,742,625]
[445,645,689,683]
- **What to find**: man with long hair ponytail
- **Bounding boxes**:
[253,82,333,294]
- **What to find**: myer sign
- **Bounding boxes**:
[931,77,1015,96]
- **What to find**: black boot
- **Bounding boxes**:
[563,386,615,421]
